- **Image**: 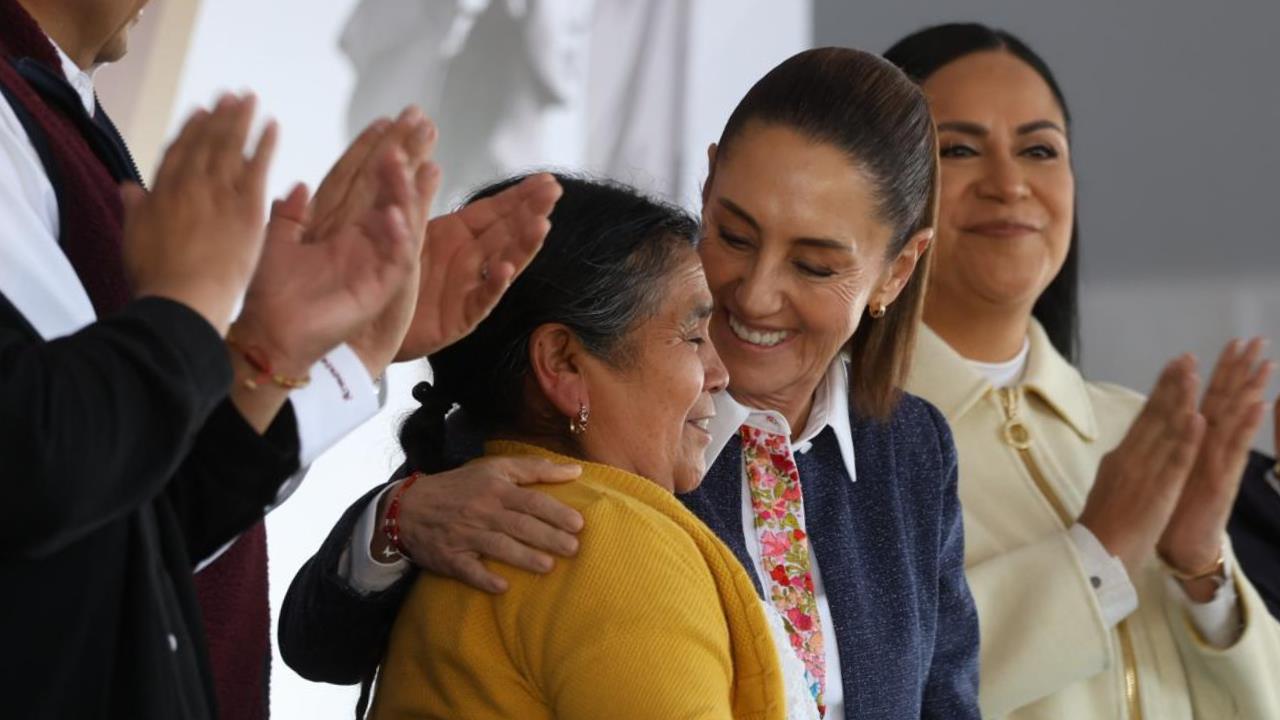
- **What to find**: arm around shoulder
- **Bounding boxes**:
[278,479,417,684]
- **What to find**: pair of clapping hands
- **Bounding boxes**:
[124,93,562,418]
[1081,340,1277,600]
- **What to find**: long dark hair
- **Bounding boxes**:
[713,47,939,420]
[884,23,1080,364]
[399,174,700,474]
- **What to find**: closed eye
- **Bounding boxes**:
[794,260,835,278]
[719,229,752,250]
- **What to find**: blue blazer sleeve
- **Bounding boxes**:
[920,402,981,719]
[278,478,417,685]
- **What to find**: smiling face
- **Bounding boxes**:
[924,50,1074,319]
[576,250,729,493]
[699,123,903,422]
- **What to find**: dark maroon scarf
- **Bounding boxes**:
[0,0,129,314]
[0,3,272,717]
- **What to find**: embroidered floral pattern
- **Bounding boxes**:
[741,425,826,717]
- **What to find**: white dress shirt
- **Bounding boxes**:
[701,356,854,720]
[967,338,1241,647]
[0,41,382,567]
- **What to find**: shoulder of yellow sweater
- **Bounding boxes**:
[519,469,709,582]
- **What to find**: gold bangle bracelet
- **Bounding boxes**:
[1157,547,1225,582]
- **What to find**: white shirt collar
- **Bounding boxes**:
[705,356,858,482]
[49,38,97,117]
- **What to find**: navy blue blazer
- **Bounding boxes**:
[681,392,979,719]
[279,395,980,719]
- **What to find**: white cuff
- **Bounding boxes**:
[1167,552,1243,648]
[1068,523,1139,627]
[336,484,411,595]
[276,345,381,508]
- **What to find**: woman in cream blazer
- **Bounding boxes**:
[890,23,1280,720]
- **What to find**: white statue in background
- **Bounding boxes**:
[339,0,690,210]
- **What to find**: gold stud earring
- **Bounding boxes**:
[569,403,590,435]
[869,302,887,319]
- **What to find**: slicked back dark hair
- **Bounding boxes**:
[714,46,939,420]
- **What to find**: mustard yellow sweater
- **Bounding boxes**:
[369,441,785,720]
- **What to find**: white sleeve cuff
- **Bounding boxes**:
[1068,523,1139,627]
[272,344,382,509]
[1167,552,1243,648]
[336,483,411,595]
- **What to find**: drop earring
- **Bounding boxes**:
[569,403,590,435]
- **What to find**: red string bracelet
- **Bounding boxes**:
[381,474,421,560]
[225,336,311,390]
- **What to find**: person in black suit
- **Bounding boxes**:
[1230,409,1280,620]
[0,86,438,717]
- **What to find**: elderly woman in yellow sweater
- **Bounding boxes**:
[367,175,817,720]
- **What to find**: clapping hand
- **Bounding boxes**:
[1159,338,1273,599]
[123,93,277,335]
[395,173,563,361]
[231,107,439,379]
[1079,355,1206,577]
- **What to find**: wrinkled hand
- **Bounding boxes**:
[231,108,436,376]
[372,456,584,593]
[1158,338,1272,585]
[124,93,276,335]
[1079,355,1206,577]
[396,173,563,361]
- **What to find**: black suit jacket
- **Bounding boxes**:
[0,292,301,719]
[1229,450,1280,621]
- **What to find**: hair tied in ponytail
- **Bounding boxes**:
[402,381,455,474]
[412,381,455,418]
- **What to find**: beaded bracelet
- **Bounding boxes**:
[225,336,311,390]
[381,474,421,560]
